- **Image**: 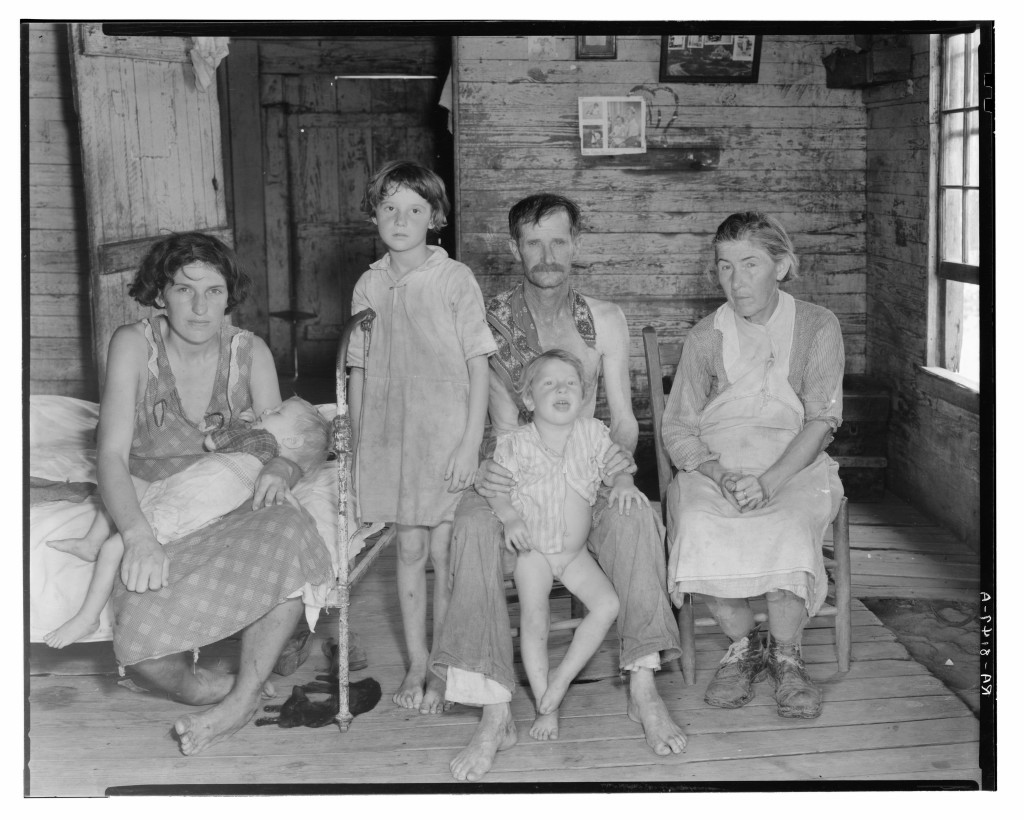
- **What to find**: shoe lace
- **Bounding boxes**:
[719,636,760,671]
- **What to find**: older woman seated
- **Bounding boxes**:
[662,212,844,719]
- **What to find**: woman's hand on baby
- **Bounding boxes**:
[608,477,651,515]
[120,532,169,592]
[474,458,515,498]
[445,441,479,493]
[253,458,299,509]
[503,516,534,553]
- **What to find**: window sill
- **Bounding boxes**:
[918,366,980,414]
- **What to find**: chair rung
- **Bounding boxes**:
[510,616,582,638]
[692,612,768,629]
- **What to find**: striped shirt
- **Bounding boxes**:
[663,298,845,473]
[494,417,613,554]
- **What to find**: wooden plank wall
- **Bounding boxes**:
[26,23,97,400]
[453,33,866,428]
[863,33,981,548]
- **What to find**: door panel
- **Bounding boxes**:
[282,75,442,376]
[70,23,228,381]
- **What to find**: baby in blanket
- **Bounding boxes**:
[44,396,331,648]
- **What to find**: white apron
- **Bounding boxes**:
[666,292,842,615]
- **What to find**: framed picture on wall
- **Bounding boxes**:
[660,34,762,82]
[576,36,617,60]
[578,96,646,156]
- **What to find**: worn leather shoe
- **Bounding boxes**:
[704,626,765,709]
[765,635,822,718]
[273,622,313,677]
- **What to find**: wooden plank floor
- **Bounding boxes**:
[830,494,980,601]
[27,495,982,794]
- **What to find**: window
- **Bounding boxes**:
[932,30,982,385]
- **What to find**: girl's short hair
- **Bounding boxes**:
[508,193,582,243]
[517,349,589,402]
[707,211,800,284]
[365,160,450,230]
[129,232,251,312]
[280,397,333,475]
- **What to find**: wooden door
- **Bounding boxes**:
[278,76,442,376]
[69,23,229,381]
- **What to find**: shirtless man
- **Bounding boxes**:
[430,193,685,782]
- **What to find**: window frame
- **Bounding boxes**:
[928,29,986,389]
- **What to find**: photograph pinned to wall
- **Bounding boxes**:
[579,96,646,156]
[576,35,617,59]
[660,34,762,82]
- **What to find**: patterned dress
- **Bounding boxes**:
[111,318,334,668]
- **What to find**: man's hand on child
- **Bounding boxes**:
[474,458,515,498]
[607,475,650,516]
[602,443,637,479]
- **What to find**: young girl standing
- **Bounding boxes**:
[347,161,496,714]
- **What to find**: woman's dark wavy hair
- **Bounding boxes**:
[128,232,251,312]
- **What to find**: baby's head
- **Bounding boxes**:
[365,160,450,233]
[517,349,588,426]
[254,397,332,474]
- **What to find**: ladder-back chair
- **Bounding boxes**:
[642,326,852,686]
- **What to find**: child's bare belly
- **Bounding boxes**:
[541,489,592,577]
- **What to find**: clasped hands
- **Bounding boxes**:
[718,471,769,513]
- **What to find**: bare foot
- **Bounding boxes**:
[47,537,102,563]
[626,669,687,755]
[393,663,426,710]
[172,692,260,756]
[537,675,570,715]
[43,614,100,648]
[529,709,559,741]
[419,671,451,715]
[450,703,518,782]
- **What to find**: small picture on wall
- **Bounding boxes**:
[576,36,617,60]
[660,34,762,82]
[579,96,646,156]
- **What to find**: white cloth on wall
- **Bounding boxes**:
[190,37,230,92]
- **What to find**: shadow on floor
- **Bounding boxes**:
[861,597,980,716]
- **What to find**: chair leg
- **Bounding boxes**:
[833,498,852,673]
[677,593,697,686]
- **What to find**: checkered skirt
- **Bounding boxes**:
[112,502,333,667]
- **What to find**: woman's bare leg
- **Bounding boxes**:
[514,550,556,739]
[171,597,303,755]
[704,595,757,642]
[420,521,453,714]
[394,524,431,710]
[44,533,124,648]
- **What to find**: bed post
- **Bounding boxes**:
[334,308,374,731]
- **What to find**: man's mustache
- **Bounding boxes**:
[528,263,567,275]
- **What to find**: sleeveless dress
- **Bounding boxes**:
[111,318,334,668]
